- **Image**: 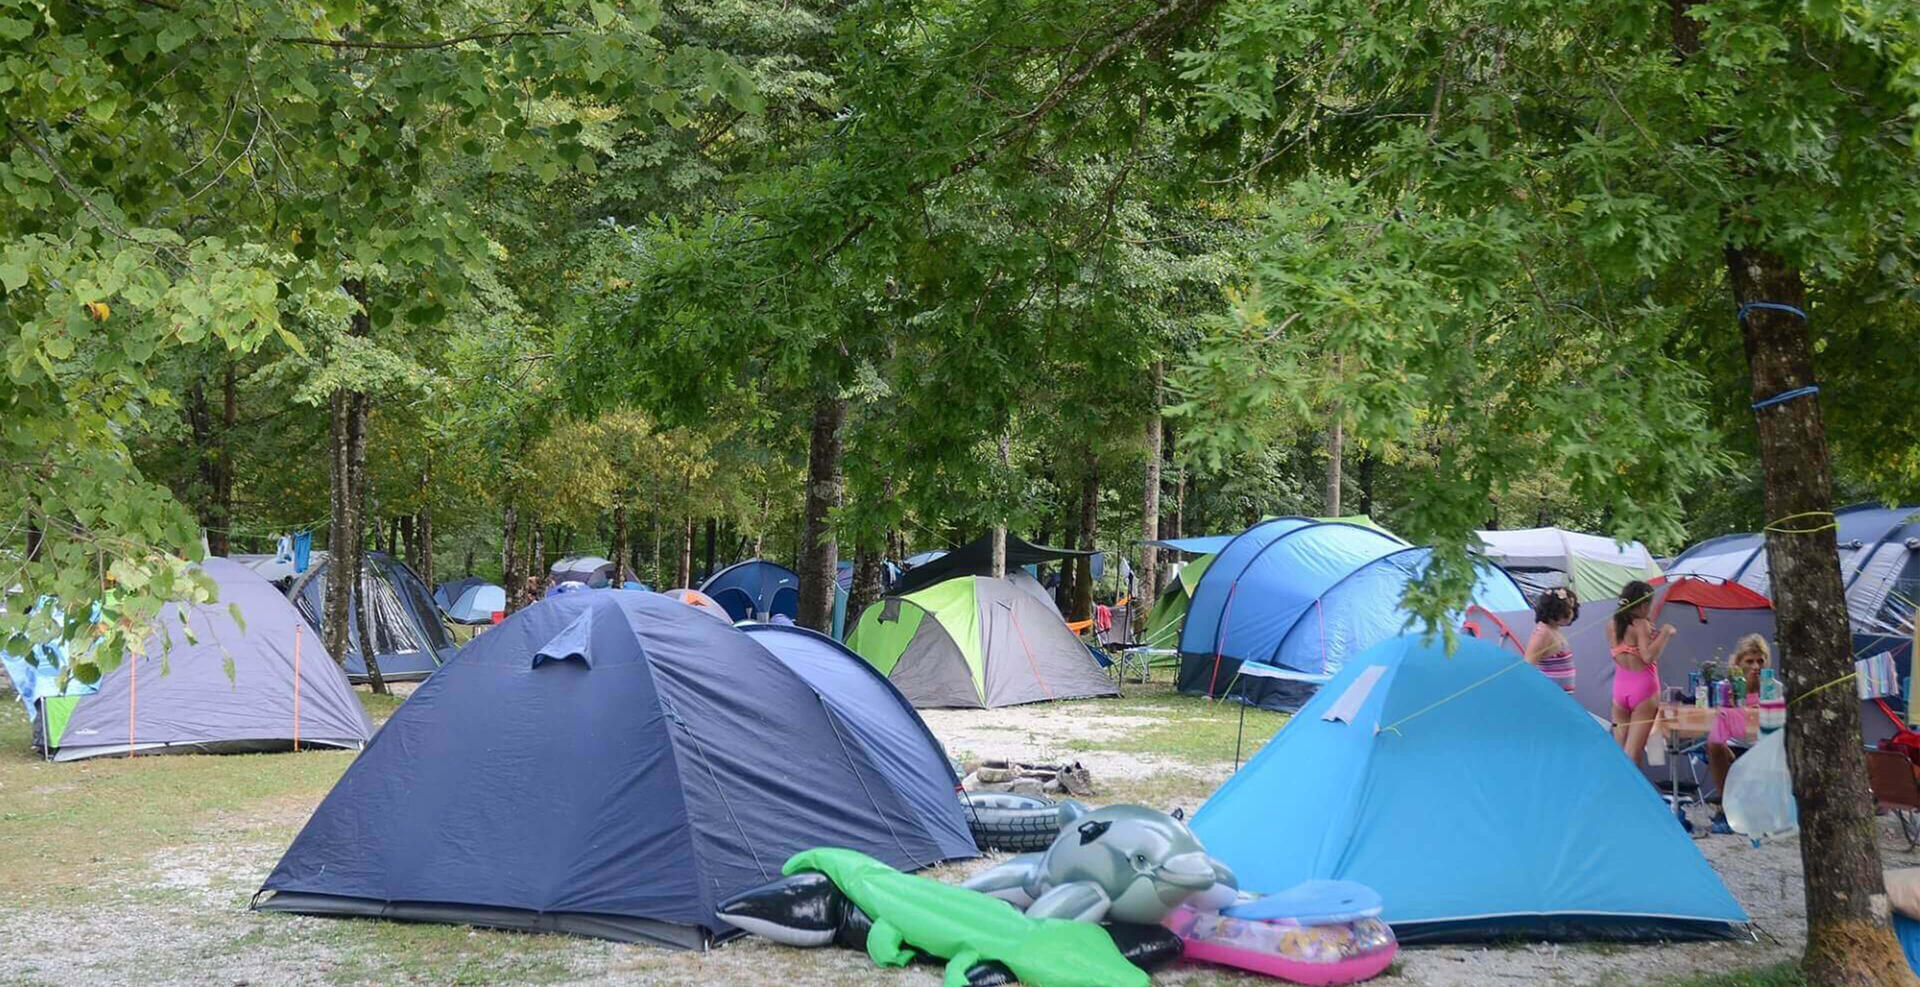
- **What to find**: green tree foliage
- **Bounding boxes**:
[2,0,755,675]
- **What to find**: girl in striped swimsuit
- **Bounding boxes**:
[1524,587,1579,694]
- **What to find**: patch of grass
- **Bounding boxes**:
[293,917,589,986]
[1060,682,1290,767]
[355,687,407,723]
[0,700,356,903]
[1098,770,1232,813]
[1648,964,1805,987]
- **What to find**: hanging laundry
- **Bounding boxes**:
[1858,651,1900,700]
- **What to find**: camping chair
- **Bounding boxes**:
[1868,748,1920,849]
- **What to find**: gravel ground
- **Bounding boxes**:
[4,692,1912,986]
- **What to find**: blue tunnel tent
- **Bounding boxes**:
[287,552,452,683]
[1177,517,1529,711]
[254,590,975,947]
[1669,502,1919,637]
[1193,635,1748,943]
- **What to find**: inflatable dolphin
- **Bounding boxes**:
[962,803,1238,924]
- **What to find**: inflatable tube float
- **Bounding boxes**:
[1165,881,1396,986]
[958,792,1084,853]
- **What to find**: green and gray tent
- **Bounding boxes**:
[846,574,1119,708]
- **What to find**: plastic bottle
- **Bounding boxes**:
[1688,670,1702,706]
[1758,669,1786,733]
[1732,673,1747,706]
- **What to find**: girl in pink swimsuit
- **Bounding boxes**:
[1607,579,1676,765]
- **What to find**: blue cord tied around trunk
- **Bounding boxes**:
[1751,385,1820,410]
[1738,302,1818,410]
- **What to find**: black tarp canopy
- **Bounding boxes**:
[890,534,1093,596]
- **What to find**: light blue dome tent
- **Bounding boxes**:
[434,577,507,625]
[1193,634,1748,943]
[1177,517,1529,711]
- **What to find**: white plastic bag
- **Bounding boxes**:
[1724,729,1798,843]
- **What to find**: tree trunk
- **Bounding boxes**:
[1358,447,1376,518]
[1728,248,1909,985]
[677,516,693,587]
[530,521,545,588]
[502,505,522,610]
[461,542,472,579]
[1058,484,1082,612]
[850,542,885,630]
[398,514,415,567]
[705,517,717,574]
[798,395,847,633]
[1325,408,1344,518]
[328,280,385,692]
[1170,457,1185,541]
[611,504,629,586]
[1071,448,1099,622]
[416,453,434,587]
[185,375,232,556]
[1142,362,1163,602]
[650,514,662,587]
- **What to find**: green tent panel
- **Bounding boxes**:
[39,695,81,751]
[847,575,1118,709]
[1142,553,1215,649]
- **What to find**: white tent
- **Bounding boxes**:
[1474,527,1662,603]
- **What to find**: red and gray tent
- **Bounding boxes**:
[255,590,974,947]
[35,558,371,761]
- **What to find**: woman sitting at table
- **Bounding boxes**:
[1708,634,1773,833]
[1523,587,1579,694]
[1609,579,1676,765]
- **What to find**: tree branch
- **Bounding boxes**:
[276,29,568,51]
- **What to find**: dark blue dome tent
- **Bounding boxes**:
[1178,517,1529,711]
[700,558,854,639]
[1670,502,1918,637]
[254,590,975,947]
[287,552,452,683]
[700,559,801,622]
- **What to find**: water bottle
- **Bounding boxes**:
[1759,668,1786,733]
[1688,670,1702,706]
[1732,673,1747,706]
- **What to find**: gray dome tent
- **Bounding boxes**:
[288,552,451,682]
[35,558,372,761]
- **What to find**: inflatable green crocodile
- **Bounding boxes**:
[782,848,1149,987]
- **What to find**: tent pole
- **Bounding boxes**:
[1233,699,1247,772]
